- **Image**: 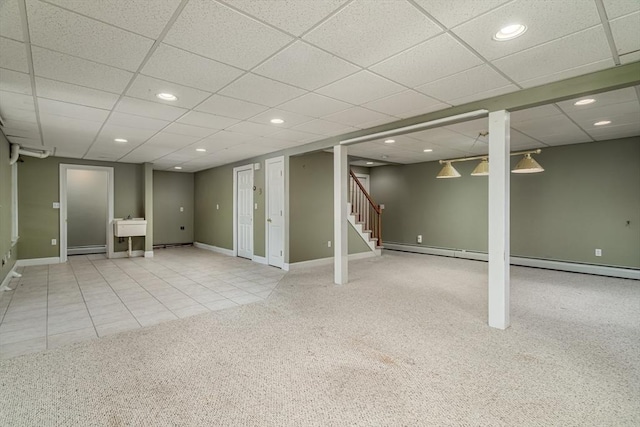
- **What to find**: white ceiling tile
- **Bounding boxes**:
[248,108,314,128]
[0,107,37,123]
[0,91,34,112]
[44,0,182,39]
[225,121,281,137]
[108,112,169,131]
[26,0,154,71]
[610,12,640,56]
[35,77,119,109]
[126,74,211,109]
[518,59,614,89]
[362,90,443,118]
[253,41,359,91]
[219,73,305,107]
[0,118,38,133]
[32,46,133,93]
[278,93,351,117]
[195,95,269,120]
[0,37,28,72]
[447,84,518,106]
[39,113,103,142]
[38,98,109,122]
[415,64,513,102]
[95,123,160,146]
[142,44,244,92]
[569,101,640,129]
[164,0,293,70]
[371,34,483,88]
[0,69,32,95]
[0,0,24,41]
[115,97,187,121]
[323,107,396,128]
[177,111,240,130]
[120,145,176,163]
[453,0,601,61]
[414,0,510,28]
[163,123,217,138]
[512,114,592,142]
[303,0,441,67]
[558,87,638,111]
[142,131,201,149]
[510,131,546,150]
[0,122,39,140]
[201,130,255,146]
[587,122,640,141]
[222,0,348,36]
[493,27,612,84]
[292,119,357,136]
[187,136,242,152]
[442,117,488,139]
[602,0,640,19]
[270,129,319,143]
[399,102,451,119]
[620,50,640,64]
[316,71,405,105]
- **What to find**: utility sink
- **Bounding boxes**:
[113,218,147,237]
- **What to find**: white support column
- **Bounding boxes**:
[334,145,348,285]
[488,110,511,329]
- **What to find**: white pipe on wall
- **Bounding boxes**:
[9,144,51,165]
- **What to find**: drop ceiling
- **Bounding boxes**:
[0,0,638,172]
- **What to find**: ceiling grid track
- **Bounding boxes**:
[594,0,621,66]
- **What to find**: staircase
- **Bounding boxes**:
[349,171,383,255]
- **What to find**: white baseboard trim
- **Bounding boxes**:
[384,242,640,280]
[67,245,107,255]
[286,251,378,271]
[110,250,144,259]
[144,251,154,258]
[15,257,61,267]
[194,242,234,257]
[252,255,267,265]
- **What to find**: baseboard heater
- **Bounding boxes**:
[67,245,106,255]
[383,242,640,281]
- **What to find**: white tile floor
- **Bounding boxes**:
[0,247,286,359]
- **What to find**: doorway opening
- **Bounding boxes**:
[59,164,114,262]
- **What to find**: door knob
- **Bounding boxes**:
[267,218,272,222]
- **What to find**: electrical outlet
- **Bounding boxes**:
[328,241,332,248]
[254,203,258,210]
[595,248,602,257]
[51,238,57,246]
[216,204,219,210]
[180,226,185,230]
[417,235,422,244]
[180,206,184,212]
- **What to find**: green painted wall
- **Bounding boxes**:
[370,137,640,269]
[289,152,373,263]
[0,132,17,285]
[194,162,266,257]
[18,156,144,259]
[153,170,194,245]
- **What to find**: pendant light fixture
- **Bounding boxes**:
[436,161,461,178]
[471,158,489,176]
[512,153,544,173]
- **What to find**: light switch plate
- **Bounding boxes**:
[53,202,60,209]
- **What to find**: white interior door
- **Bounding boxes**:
[236,167,253,259]
[266,157,284,268]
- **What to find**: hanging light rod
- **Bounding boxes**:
[339,109,489,146]
[439,149,542,165]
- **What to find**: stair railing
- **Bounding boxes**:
[349,170,382,247]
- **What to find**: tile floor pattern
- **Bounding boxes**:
[0,247,286,359]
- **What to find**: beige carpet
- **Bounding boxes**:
[1,251,638,426]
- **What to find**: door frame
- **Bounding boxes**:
[232,164,254,258]
[59,164,114,263]
[354,172,370,192]
[265,156,285,269]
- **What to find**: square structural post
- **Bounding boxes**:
[334,145,348,285]
[488,110,510,329]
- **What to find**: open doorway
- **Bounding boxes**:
[59,164,114,262]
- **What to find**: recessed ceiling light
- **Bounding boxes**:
[493,24,527,41]
[196,148,206,152]
[114,138,128,143]
[574,98,595,106]
[384,139,395,144]
[366,161,374,165]
[174,166,182,170]
[423,149,433,153]
[270,118,284,124]
[156,93,178,101]
[594,120,611,126]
